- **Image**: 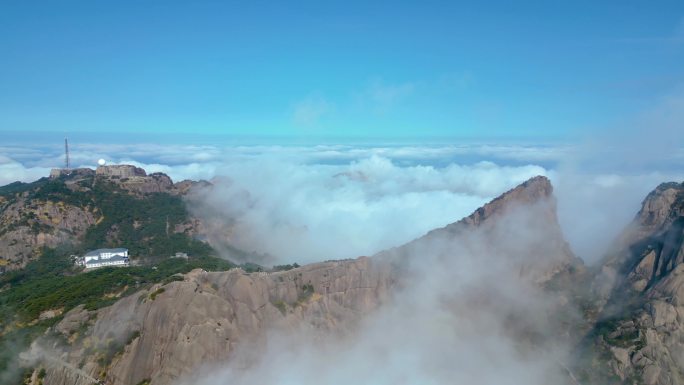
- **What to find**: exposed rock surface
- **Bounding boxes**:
[380,176,581,284]
[41,175,585,385]
[13,171,684,385]
[582,182,684,385]
[95,166,202,196]
[96,165,147,178]
[0,196,96,268]
[0,166,211,269]
[50,168,96,179]
[45,258,393,385]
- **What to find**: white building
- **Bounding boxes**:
[82,248,130,269]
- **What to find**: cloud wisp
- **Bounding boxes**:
[293,96,335,127]
[180,194,580,385]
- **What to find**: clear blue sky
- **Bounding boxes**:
[1,1,683,142]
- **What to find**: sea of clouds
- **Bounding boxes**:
[3,138,683,385]
[1,141,682,265]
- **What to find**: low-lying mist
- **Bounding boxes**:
[179,194,580,385]
[186,155,548,264]
[3,142,680,266]
[183,150,681,266]
[3,140,682,384]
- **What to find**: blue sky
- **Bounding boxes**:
[1,1,683,143]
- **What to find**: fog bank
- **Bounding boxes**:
[187,155,548,264]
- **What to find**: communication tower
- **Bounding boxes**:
[64,137,71,173]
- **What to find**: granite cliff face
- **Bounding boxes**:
[0,197,96,269]
[36,176,586,385]
[44,258,393,385]
[380,175,582,284]
[581,182,684,385]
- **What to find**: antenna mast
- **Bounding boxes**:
[64,137,70,171]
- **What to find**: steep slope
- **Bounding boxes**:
[580,182,684,385]
[380,175,582,283]
[0,194,96,270]
[35,176,586,385]
[43,258,393,385]
[0,167,209,270]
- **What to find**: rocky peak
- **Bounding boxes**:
[635,182,684,234]
[601,181,684,292]
[49,168,95,179]
[94,165,204,195]
[584,182,684,385]
[95,165,147,178]
[380,175,578,285]
[457,175,555,228]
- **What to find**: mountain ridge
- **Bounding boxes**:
[29,173,591,385]
[4,171,684,385]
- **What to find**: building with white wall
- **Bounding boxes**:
[80,248,130,269]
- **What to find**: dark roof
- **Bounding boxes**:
[84,248,128,257]
[85,255,129,266]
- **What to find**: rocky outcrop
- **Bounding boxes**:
[44,258,393,385]
[109,173,174,195]
[582,182,684,385]
[0,166,213,268]
[50,168,96,179]
[39,175,585,385]
[93,166,174,195]
[96,165,147,178]
[380,176,581,284]
[173,180,211,196]
[15,171,684,385]
[452,175,555,228]
[0,197,96,268]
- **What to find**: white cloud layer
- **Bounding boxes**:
[188,155,549,264]
[0,155,51,187]
[1,142,682,266]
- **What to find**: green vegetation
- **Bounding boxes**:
[93,329,142,368]
[0,248,235,322]
[3,177,213,259]
[572,314,648,385]
[34,178,212,258]
[149,287,165,301]
[595,319,645,350]
[0,175,267,384]
[272,263,300,272]
[127,330,141,345]
[0,247,239,384]
[0,178,49,198]
[298,283,315,303]
[272,300,287,315]
[161,275,184,286]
